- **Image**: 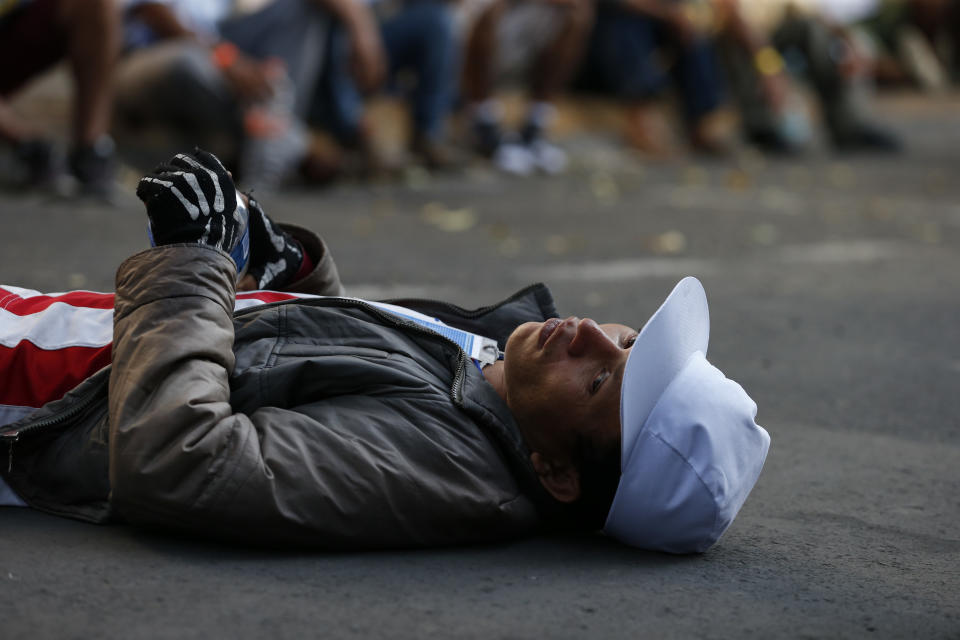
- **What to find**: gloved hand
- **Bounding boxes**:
[136,149,247,263]
[244,194,304,290]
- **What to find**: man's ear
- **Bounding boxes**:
[530,452,581,503]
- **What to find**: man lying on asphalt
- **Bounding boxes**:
[0,150,770,553]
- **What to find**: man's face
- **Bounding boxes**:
[503,317,637,469]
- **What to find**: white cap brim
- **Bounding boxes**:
[617,276,709,466]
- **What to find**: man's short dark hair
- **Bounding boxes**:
[566,432,621,530]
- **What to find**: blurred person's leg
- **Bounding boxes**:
[379,0,459,168]
[462,0,508,158]
[307,26,384,177]
[715,39,777,148]
[462,0,588,174]
[668,27,727,152]
[716,38,812,154]
[909,0,952,49]
[907,0,960,83]
[61,0,118,152]
[854,0,914,86]
[711,0,813,154]
[308,28,364,143]
[951,0,960,81]
[519,0,592,172]
[577,4,675,155]
[773,13,900,152]
[0,0,68,143]
[61,0,119,194]
[0,0,119,191]
[895,23,949,90]
[527,0,593,105]
[773,15,850,141]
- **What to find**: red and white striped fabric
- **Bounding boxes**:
[0,285,312,427]
[0,284,318,507]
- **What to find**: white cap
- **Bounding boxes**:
[603,277,770,553]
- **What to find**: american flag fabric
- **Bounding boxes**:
[0,285,306,427]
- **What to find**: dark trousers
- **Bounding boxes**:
[308,0,458,144]
[0,0,66,97]
[576,4,723,124]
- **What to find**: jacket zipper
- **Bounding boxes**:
[2,378,104,473]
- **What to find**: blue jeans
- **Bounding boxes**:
[578,4,723,124]
[310,0,458,144]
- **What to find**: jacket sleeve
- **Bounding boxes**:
[108,245,249,527]
[279,223,345,296]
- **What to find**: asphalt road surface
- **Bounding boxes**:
[2,93,959,639]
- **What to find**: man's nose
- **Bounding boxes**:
[568,318,617,357]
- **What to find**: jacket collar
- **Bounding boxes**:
[384,283,559,348]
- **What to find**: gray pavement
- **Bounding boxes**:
[2,93,959,639]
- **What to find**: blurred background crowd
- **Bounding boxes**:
[1,0,958,197]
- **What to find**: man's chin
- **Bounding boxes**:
[503,321,540,361]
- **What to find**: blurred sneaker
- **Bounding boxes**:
[493,137,535,176]
[832,123,902,153]
[527,139,567,174]
[747,114,809,155]
[68,135,116,198]
[747,127,797,154]
[520,121,567,174]
[14,138,60,188]
[472,119,503,159]
[411,133,460,171]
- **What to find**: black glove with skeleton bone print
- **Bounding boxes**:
[136,149,246,265]
[244,194,304,290]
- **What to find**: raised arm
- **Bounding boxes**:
[107,151,332,542]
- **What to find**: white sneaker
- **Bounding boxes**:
[493,140,535,176]
[528,139,568,175]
